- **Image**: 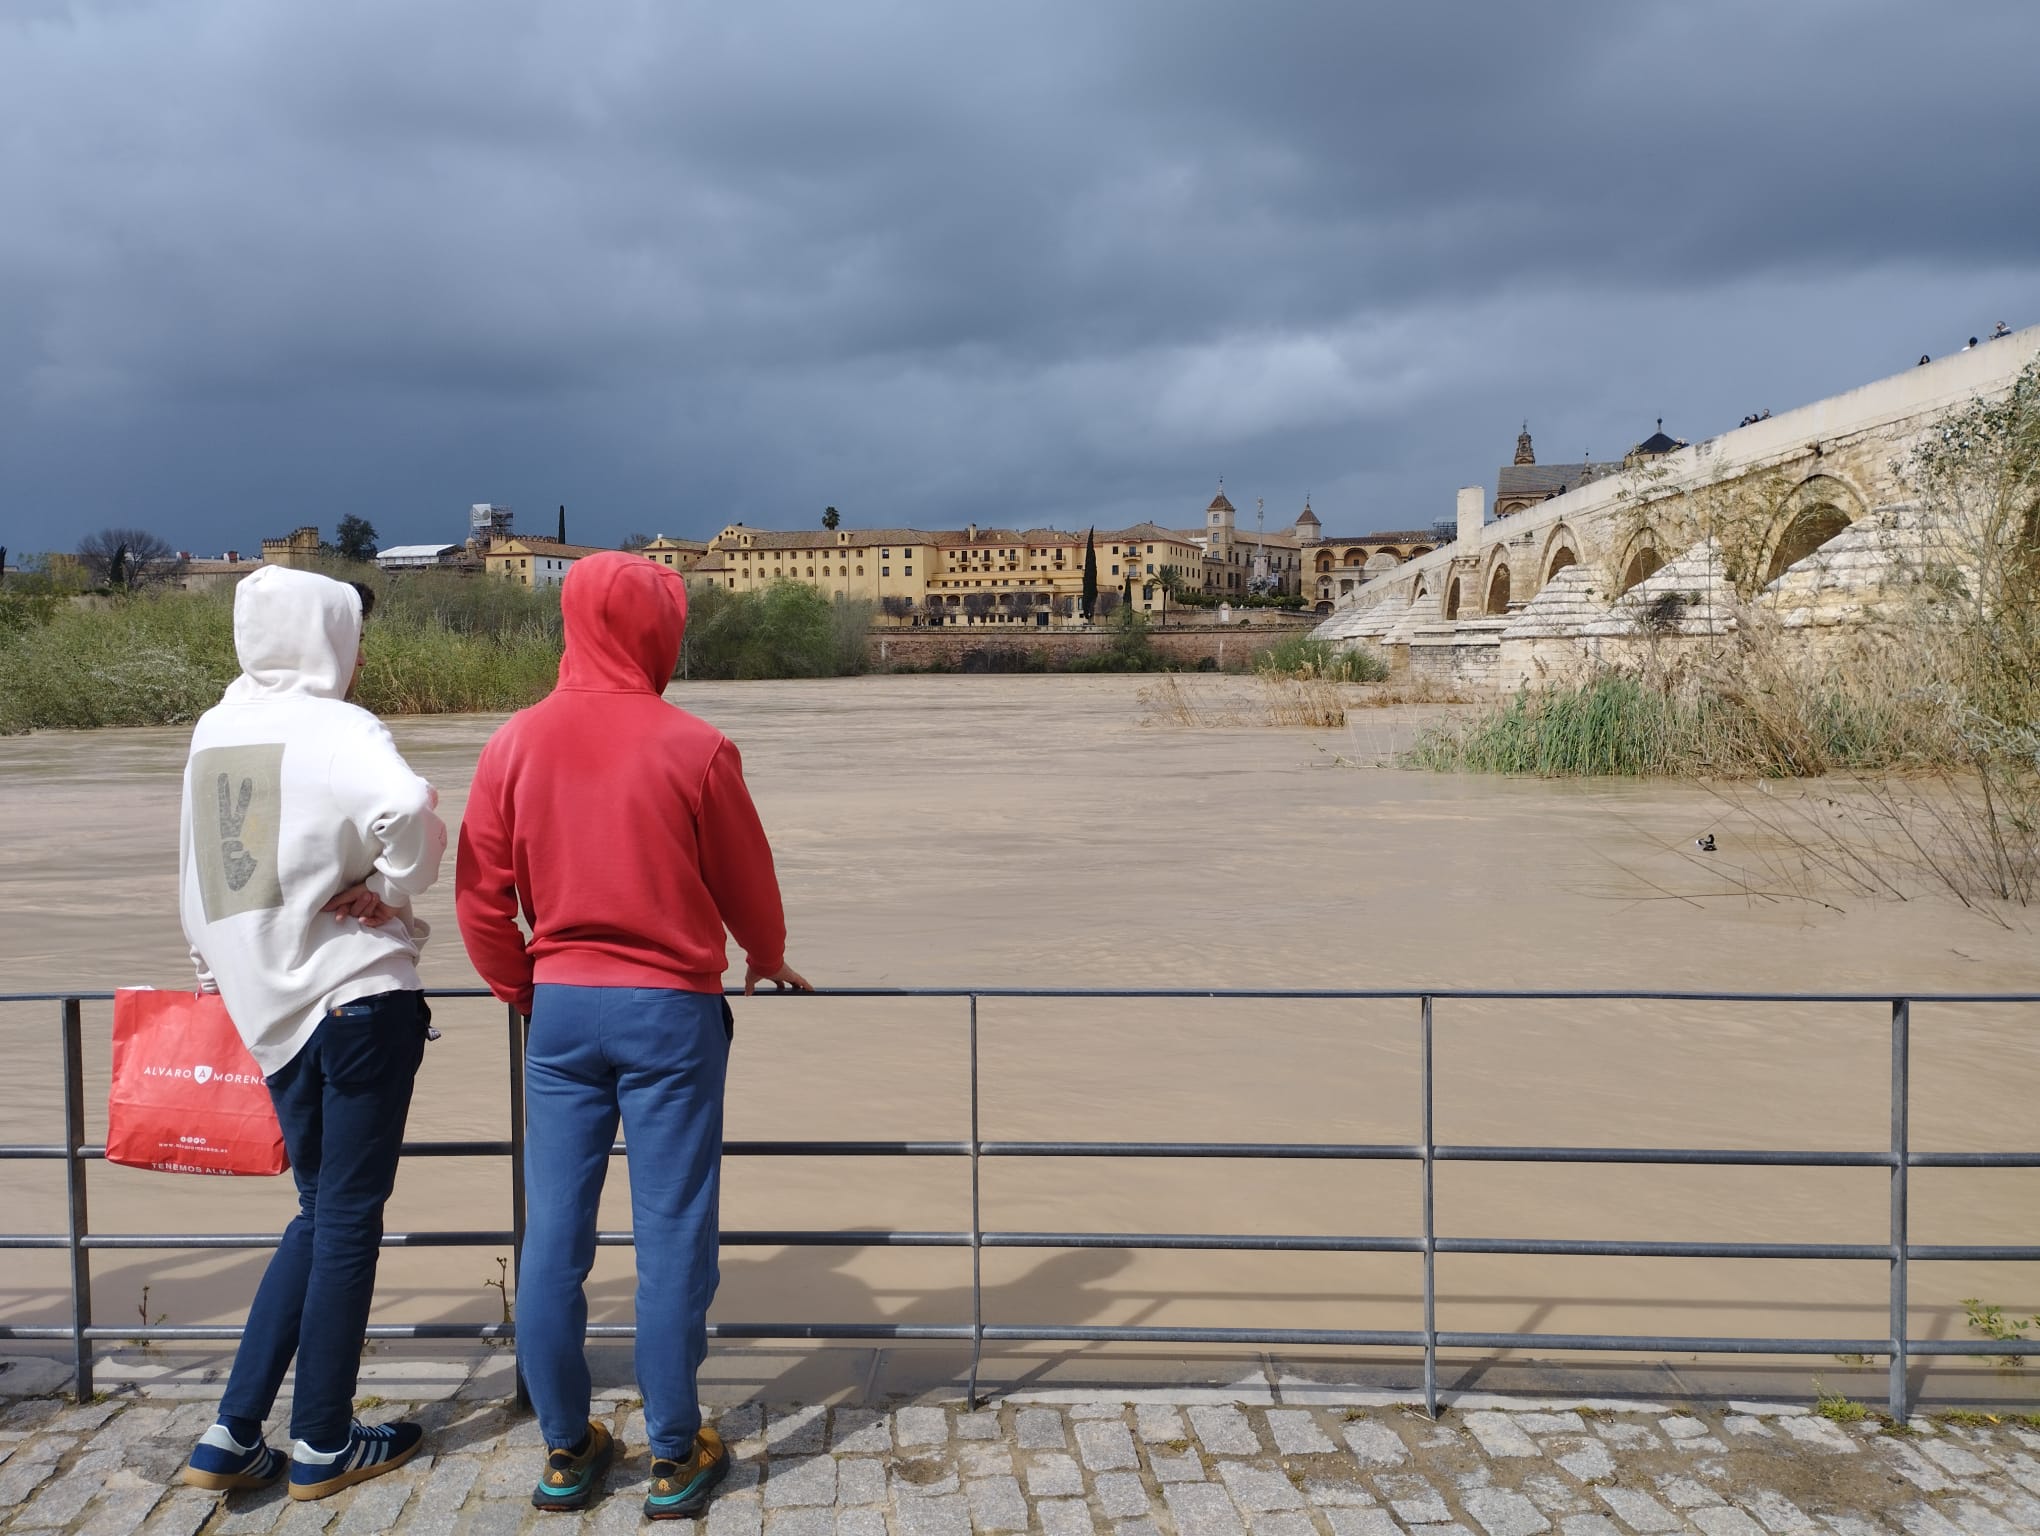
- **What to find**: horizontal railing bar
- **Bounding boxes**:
[725,1141,971,1156]
[74,1232,513,1250]
[983,1233,1424,1253]
[12,1141,2033,1168]
[1437,1147,1896,1167]
[1435,1239,1891,1260]
[980,1142,1420,1160]
[981,1325,1426,1346]
[5,1319,2034,1355]
[8,988,2040,1005]
[13,1230,2040,1260]
[1906,1338,2040,1354]
[1436,1332,1896,1354]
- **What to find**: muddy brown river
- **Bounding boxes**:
[2,675,2035,1398]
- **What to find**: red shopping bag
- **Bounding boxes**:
[106,988,288,1176]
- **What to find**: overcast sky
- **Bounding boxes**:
[3,0,2037,559]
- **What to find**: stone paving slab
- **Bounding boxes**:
[3,1371,2040,1536]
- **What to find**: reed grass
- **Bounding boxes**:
[1255,634,1389,683]
[0,582,565,731]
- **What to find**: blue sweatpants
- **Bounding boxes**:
[518,985,731,1457]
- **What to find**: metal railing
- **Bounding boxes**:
[2,987,2037,1418]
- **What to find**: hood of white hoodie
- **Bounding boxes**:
[221,566,361,703]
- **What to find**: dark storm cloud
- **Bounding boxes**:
[2,0,2036,557]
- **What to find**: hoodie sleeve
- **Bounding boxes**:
[698,739,788,976]
[330,718,448,904]
[455,736,535,1013]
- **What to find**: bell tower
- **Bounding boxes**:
[1205,481,1236,559]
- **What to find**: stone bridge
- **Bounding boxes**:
[1314,326,2040,692]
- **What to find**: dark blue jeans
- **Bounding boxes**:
[218,990,430,1448]
[518,985,731,1457]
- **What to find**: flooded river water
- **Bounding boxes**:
[2,675,2035,1395]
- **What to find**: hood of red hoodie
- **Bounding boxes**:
[557,552,688,693]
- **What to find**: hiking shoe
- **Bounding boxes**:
[644,1427,728,1520]
[531,1420,615,1512]
[181,1422,287,1491]
[288,1420,425,1501]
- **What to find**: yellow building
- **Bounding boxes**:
[641,535,710,573]
[485,537,610,588]
[260,526,322,568]
[694,521,1204,626]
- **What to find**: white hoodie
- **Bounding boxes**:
[179,567,448,1076]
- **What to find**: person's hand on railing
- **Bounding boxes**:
[745,960,814,995]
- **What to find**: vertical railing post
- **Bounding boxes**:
[967,995,984,1409]
[507,1004,530,1410]
[1889,997,1910,1422]
[1421,994,1437,1420]
[62,998,94,1402]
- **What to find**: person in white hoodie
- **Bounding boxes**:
[175,566,447,1502]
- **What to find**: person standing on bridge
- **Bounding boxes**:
[455,552,810,1519]
[176,567,447,1500]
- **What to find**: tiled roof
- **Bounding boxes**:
[1208,491,1235,512]
[1313,529,1440,545]
[490,538,611,559]
[1497,462,1619,499]
[724,528,938,550]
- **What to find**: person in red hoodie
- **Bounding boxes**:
[456,553,809,1519]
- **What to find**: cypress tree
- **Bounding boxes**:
[557,504,566,544]
[1082,527,1098,620]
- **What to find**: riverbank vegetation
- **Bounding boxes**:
[0,567,567,731]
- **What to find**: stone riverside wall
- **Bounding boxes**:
[866,618,1317,671]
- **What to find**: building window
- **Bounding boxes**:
[904,566,912,576]
[857,565,864,576]
[727,579,734,589]
[1111,564,1119,575]
[882,567,890,577]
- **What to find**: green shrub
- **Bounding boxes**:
[1255,635,1389,682]
[1064,608,1164,672]
[679,580,871,680]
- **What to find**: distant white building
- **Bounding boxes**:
[375,543,462,572]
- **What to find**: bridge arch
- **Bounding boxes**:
[1484,561,1512,615]
[1443,575,1461,620]
[1615,527,1665,595]
[1760,473,1867,587]
[1541,524,1581,585]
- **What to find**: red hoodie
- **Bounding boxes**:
[455,553,787,1013]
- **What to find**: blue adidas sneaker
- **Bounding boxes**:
[288,1420,425,1501]
[181,1422,287,1491]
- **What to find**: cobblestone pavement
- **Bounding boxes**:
[4,1388,2040,1536]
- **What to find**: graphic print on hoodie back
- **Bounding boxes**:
[179,567,447,1076]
